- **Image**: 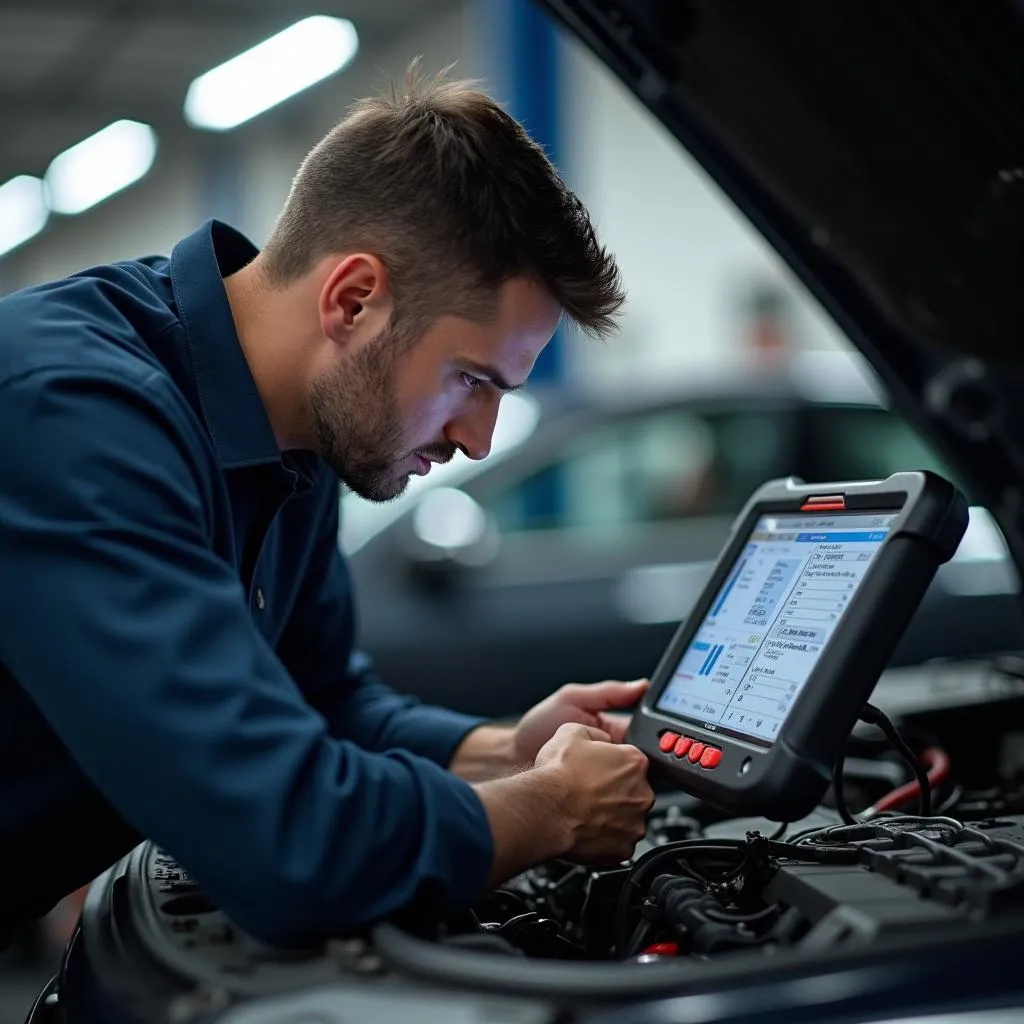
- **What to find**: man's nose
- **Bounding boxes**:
[445,396,500,461]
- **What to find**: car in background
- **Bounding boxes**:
[343,352,1024,719]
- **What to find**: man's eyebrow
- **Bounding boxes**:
[462,360,526,393]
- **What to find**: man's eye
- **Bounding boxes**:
[461,372,483,391]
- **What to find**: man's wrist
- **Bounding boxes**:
[448,724,522,782]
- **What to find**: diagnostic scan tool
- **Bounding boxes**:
[628,472,968,822]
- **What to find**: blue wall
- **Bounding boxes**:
[476,0,564,385]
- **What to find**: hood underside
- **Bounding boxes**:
[538,0,1024,565]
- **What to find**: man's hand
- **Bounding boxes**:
[449,678,648,783]
[534,722,655,863]
[512,679,648,765]
[475,722,655,882]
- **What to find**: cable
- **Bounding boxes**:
[905,831,1006,882]
[861,703,932,816]
[831,705,935,822]
[789,815,963,849]
[870,814,963,833]
[787,823,838,845]
[624,840,749,889]
[868,748,950,816]
[373,922,703,999]
[935,783,965,816]
[614,840,748,953]
[831,752,858,826]
[963,826,1024,864]
[757,839,859,862]
[961,825,997,851]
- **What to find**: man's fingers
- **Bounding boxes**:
[568,679,648,711]
[597,711,632,743]
[554,721,613,743]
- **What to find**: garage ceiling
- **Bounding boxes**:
[0,0,455,183]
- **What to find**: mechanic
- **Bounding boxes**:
[0,67,654,951]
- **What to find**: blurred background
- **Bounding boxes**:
[0,0,854,366]
[1,0,1016,1013]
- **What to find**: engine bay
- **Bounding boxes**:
[76,656,1024,1023]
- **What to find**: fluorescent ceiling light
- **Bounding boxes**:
[184,16,359,131]
[0,176,49,257]
[45,120,157,216]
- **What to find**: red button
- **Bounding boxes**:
[658,732,679,752]
[643,942,679,956]
[673,736,693,758]
[700,746,722,769]
[688,742,706,763]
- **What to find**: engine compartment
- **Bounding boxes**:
[74,657,1024,1023]
[474,805,1024,963]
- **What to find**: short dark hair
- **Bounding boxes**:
[261,61,625,339]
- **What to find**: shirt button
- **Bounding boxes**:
[255,588,265,611]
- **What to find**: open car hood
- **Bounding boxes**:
[537,0,1024,565]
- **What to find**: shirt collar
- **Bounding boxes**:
[169,220,281,470]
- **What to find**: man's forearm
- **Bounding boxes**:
[473,770,570,886]
[449,724,524,782]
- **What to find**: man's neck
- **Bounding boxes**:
[223,261,314,451]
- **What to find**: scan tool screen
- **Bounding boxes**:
[654,511,899,746]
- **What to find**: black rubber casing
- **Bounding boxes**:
[627,472,968,822]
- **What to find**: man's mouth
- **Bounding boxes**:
[413,444,457,472]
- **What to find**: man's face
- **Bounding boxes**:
[310,276,561,502]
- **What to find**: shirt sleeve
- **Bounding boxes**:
[276,472,489,768]
[0,366,494,945]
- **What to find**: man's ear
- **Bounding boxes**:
[319,253,393,348]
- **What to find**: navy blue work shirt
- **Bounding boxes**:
[0,221,493,944]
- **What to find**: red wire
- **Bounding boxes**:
[870,747,951,814]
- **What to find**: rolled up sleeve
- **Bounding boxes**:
[0,366,493,945]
